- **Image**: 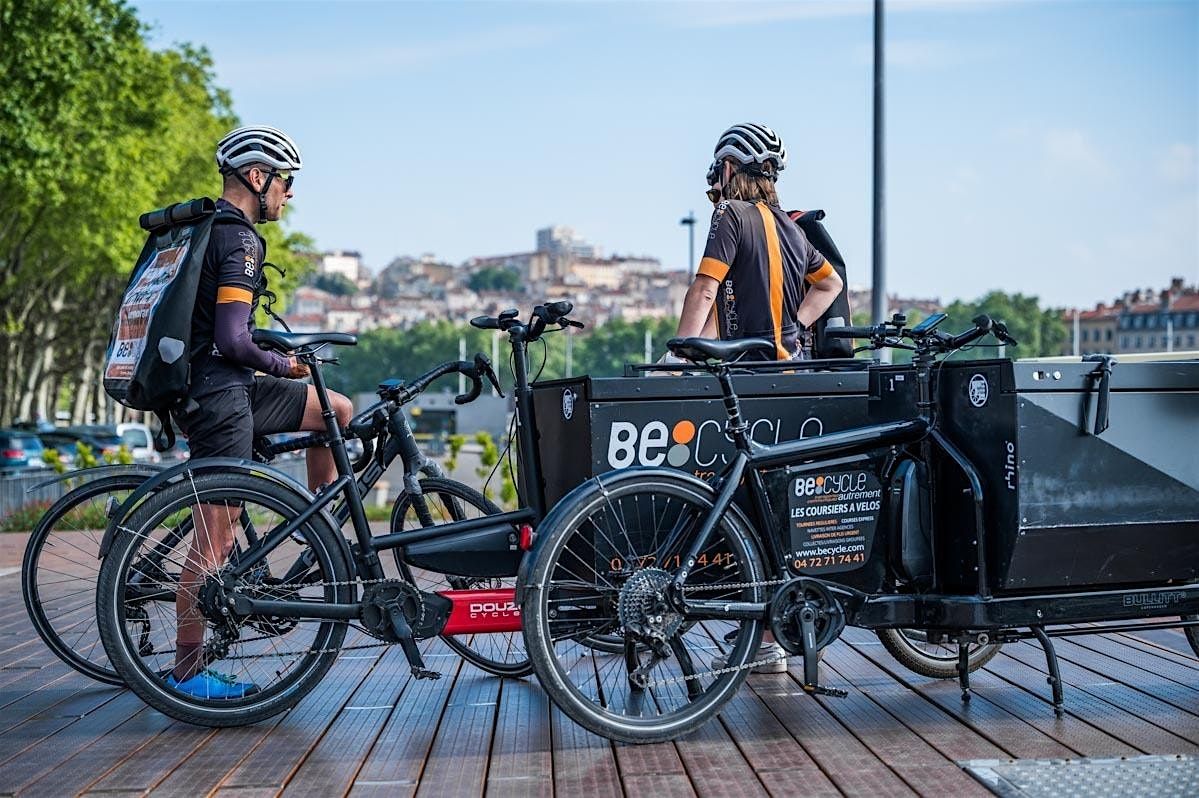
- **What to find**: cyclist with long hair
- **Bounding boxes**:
[674,123,844,362]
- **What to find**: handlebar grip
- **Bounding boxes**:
[546,300,573,318]
[824,326,877,339]
[471,316,499,330]
[455,373,483,405]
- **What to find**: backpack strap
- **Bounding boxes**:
[153,409,176,453]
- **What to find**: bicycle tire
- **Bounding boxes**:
[522,469,766,744]
[97,472,352,726]
[390,477,531,678]
[22,472,150,685]
[876,628,1002,678]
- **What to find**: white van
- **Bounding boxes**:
[116,422,161,463]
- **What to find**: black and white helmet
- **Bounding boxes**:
[707,123,786,182]
[215,125,303,172]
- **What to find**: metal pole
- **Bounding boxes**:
[644,328,652,364]
[1072,309,1080,356]
[680,212,697,277]
[458,336,466,396]
[872,0,886,327]
[1167,315,1174,353]
[491,333,500,396]
[566,325,574,377]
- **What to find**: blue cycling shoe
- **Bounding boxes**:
[165,669,259,699]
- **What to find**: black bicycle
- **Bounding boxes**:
[93,302,585,726]
[519,313,1032,742]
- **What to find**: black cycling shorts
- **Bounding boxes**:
[177,375,309,460]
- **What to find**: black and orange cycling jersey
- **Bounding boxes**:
[697,199,836,360]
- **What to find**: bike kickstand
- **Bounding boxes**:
[1031,626,1064,716]
[957,639,971,703]
[387,603,441,680]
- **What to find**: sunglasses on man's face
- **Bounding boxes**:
[273,170,295,190]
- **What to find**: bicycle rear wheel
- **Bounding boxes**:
[522,471,766,743]
[22,473,149,684]
[96,472,352,726]
[391,478,531,677]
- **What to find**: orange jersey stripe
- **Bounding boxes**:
[755,203,789,360]
[216,286,253,304]
[696,257,730,282]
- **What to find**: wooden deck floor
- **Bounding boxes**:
[2,562,1199,797]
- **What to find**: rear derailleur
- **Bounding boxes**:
[360,580,452,680]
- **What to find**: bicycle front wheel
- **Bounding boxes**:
[22,473,149,685]
[96,472,352,726]
[522,471,766,744]
[391,478,531,678]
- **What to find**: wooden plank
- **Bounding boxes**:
[823,641,1011,762]
[549,703,622,798]
[787,653,991,797]
[1037,636,1199,715]
[483,677,553,798]
[999,639,1199,742]
[841,635,1078,760]
[18,707,185,798]
[349,645,462,796]
[844,632,1131,757]
[672,698,771,798]
[413,667,502,798]
[982,647,1199,753]
[280,647,410,796]
[76,715,215,795]
[748,671,917,796]
[220,644,389,791]
[0,691,147,793]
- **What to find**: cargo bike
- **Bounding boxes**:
[518,313,1199,742]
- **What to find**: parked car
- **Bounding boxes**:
[0,429,49,473]
[161,437,190,462]
[116,423,161,463]
[67,426,124,453]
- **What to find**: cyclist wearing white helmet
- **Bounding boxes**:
[167,125,353,699]
[674,123,844,362]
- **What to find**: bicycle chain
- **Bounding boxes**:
[197,572,792,673]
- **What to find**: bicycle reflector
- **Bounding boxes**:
[519,524,536,551]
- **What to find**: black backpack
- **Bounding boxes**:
[103,197,252,449]
[789,209,853,359]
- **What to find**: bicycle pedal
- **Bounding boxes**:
[803,684,848,698]
[411,667,441,680]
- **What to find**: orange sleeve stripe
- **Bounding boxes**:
[805,261,835,285]
[697,257,730,282]
[216,286,254,304]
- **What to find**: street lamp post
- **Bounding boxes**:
[679,211,696,277]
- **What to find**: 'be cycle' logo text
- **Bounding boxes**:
[606,416,826,472]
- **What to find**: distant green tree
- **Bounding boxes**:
[943,291,1066,358]
[573,317,678,376]
[468,267,522,293]
[312,272,358,296]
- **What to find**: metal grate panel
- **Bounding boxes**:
[964,755,1199,798]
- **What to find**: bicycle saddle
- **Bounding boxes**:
[252,329,358,353]
[666,337,774,362]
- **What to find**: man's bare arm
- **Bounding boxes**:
[796,268,844,329]
[675,275,720,338]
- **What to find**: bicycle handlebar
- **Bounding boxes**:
[823,313,1018,355]
[470,301,584,341]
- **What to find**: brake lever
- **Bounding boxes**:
[474,353,505,398]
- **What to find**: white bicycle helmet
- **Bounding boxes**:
[215,125,303,172]
[707,123,787,184]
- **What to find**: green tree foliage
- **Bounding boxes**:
[943,291,1066,358]
[468,267,522,293]
[311,272,358,296]
[0,0,312,425]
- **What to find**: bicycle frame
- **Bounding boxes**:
[220,319,551,623]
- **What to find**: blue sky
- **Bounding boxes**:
[138,0,1197,309]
